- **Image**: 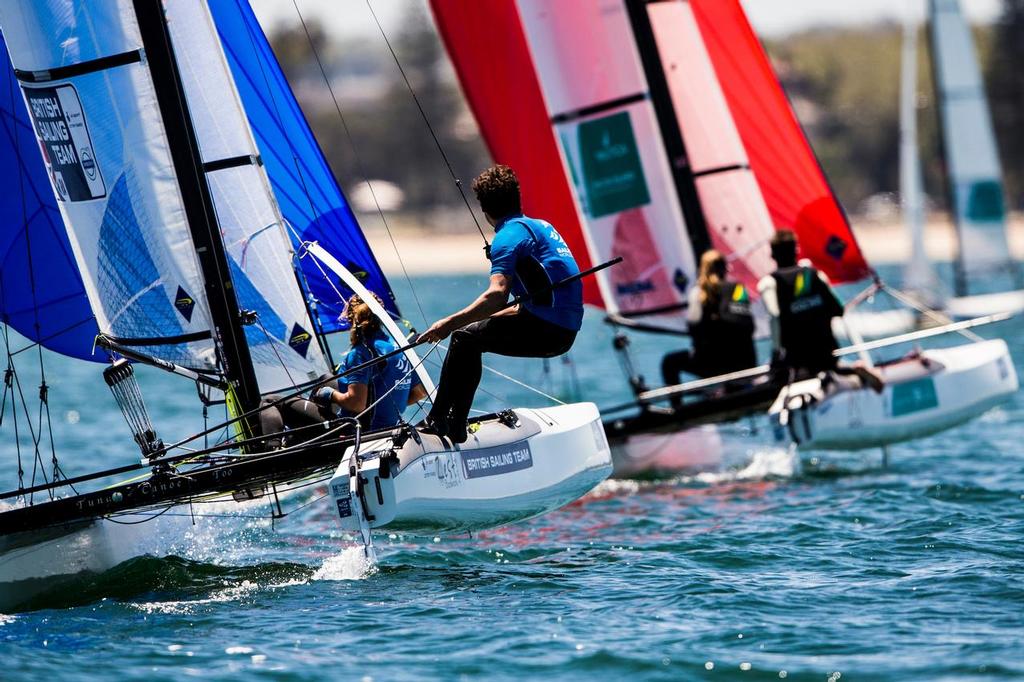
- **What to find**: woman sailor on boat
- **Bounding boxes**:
[661,249,757,394]
[258,295,427,448]
[314,294,427,429]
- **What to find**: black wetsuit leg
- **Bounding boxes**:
[428,310,576,439]
[259,394,333,449]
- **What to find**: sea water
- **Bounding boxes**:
[1,267,1022,680]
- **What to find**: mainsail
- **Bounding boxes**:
[689,0,869,284]
[928,0,1012,296]
[0,1,219,371]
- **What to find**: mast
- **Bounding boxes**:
[623,0,712,258]
[902,4,941,305]
[926,0,968,297]
[132,0,261,420]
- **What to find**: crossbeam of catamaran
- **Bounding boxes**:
[631,311,1014,406]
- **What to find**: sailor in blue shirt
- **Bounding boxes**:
[420,165,583,443]
[314,295,427,429]
[258,294,426,449]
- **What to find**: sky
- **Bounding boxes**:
[250,0,1003,39]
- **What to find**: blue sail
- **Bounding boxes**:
[0,30,98,362]
[209,0,400,334]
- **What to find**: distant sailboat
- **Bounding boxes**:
[923,0,1024,318]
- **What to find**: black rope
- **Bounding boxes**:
[8,55,62,495]
[362,0,490,251]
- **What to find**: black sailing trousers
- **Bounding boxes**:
[428,310,577,430]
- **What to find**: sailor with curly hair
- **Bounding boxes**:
[420,165,584,443]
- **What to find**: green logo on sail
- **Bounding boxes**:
[965,180,1004,222]
[578,111,650,218]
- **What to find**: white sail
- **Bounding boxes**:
[644,0,776,288]
[901,5,943,305]
[165,0,329,392]
[0,1,217,370]
[929,0,1013,294]
[517,0,699,331]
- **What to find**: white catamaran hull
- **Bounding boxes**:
[329,403,612,535]
[610,425,723,478]
[945,290,1024,320]
[769,340,1017,451]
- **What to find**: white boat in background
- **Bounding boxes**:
[331,404,611,535]
[769,339,1017,451]
[897,0,1024,318]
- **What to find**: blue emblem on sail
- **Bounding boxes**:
[288,323,312,358]
[825,235,847,261]
[174,286,195,322]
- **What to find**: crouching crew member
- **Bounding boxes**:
[259,295,426,449]
[758,229,883,391]
[661,249,757,391]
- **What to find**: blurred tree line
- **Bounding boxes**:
[767,0,1024,215]
[268,1,1024,222]
[268,3,489,225]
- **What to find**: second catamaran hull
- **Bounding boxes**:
[609,425,723,479]
[330,404,612,535]
[769,340,1017,451]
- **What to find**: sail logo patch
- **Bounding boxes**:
[461,441,533,479]
[825,235,847,261]
[577,111,651,218]
[23,84,106,202]
[174,286,195,322]
[289,323,312,357]
[673,268,689,294]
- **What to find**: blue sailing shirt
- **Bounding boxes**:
[489,214,584,331]
[336,329,422,430]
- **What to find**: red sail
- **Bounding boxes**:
[690,0,870,283]
[428,0,602,308]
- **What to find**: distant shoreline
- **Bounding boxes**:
[363,214,1024,276]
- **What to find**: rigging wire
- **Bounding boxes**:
[289,0,431,329]
[362,0,490,250]
[6,64,63,499]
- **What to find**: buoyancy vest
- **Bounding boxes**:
[692,280,757,375]
[771,265,843,372]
